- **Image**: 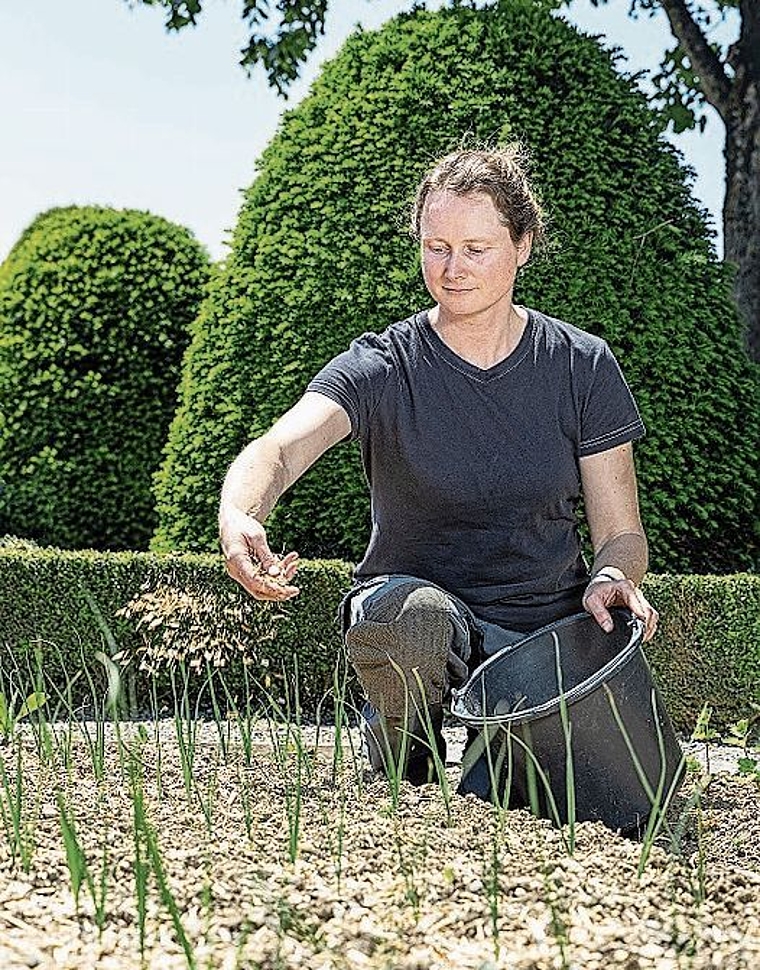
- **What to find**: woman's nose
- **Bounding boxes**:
[444,251,467,279]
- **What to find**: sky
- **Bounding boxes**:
[0,0,732,264]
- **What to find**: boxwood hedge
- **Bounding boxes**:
[0,206,210,550]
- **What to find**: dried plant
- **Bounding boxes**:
[116,582,285,673]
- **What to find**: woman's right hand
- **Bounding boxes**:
[219,504,300,602]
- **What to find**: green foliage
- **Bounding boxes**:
[0,545,756,732]
[0,206,210,550]
[585,0,741,133]
[154,0,759,572]
[133,0,329,94]
[0,690,47,743]
[640,572,760,733]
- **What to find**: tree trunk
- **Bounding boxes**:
[723,71,760,362]
[656,0,759,361]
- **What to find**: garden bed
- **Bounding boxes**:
[0,719,758,970]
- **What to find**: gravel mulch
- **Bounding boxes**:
[0,720,758,969]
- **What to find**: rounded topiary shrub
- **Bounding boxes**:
[154,0,759,573]
[0,206,210,550]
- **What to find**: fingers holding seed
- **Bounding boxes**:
[251,554,300,601]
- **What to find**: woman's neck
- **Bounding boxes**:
[429,303,528,369]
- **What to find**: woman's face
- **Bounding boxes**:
[420,190,532,322]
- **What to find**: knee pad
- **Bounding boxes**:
[346,582,458,718]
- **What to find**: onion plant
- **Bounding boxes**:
[55,782,110,932]
[0,690,47,744]
[237,764,256,843]
[57,788,89,911]
[129,746,197,970]
[149,677,165,798]
[198,763,220,836]
[129,754,150,969]
[541,861,571,970]
[409,669,452,822]
[203,663,231,764]
[263,677,308,863]
[170,662,205,804]
[691,703,719,775]
[552,632,576,855]
[313,655,371,890]
[392,815,421,921]
[77,645,110,782]
[603,684,685,874]
[218,667,257,769]
[479,703,515,960]
[0,743,35,872]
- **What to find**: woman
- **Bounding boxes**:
[218,145,658,790]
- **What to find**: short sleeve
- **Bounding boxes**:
[306,332,394,440]
[577,342,645,457]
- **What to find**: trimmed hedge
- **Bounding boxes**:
[0,541,352,714]
[640,573,760,735]
[153,0,759,574]
[0,544,757,734]
[0,206,210,550]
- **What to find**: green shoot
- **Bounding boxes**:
[0,744,36,872]
[520,722,541,819]
[199,764,220,835]
[130,747,196,970]
[170,662,203,804]
[238,765,255,842]
[142,806,197,969]
[83,586,137,714]
[94,649,124,716]
[56,789,92,912]
[552,631,576,855]
[92,820,110,938]
[410,669,452,822]
[604,685,685,873]
[0,690,47,743]
[204,663,230,763]
[150,676,165,798]
[129,756,150,969]
[78,644,108,782]
[692,703,718,776]
[259,661,310,863]
[217,670,255,769]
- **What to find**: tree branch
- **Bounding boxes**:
[658,0,732,116]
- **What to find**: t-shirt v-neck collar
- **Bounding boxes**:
[417,308,535,381]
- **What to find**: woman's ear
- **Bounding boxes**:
[516,231,533,268]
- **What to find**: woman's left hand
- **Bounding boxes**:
[582,576,659,642]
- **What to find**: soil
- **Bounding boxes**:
[0,720,758,970]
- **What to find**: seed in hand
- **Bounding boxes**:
[252,557,290,591]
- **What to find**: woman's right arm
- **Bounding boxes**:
[218,391,351,601]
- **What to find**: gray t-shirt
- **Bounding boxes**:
[308,308,645,631]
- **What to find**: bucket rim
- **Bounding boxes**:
[451,609,645,728]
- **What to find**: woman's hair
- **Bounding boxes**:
[410,143,546,248]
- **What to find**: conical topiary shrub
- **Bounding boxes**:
[0,206,210,550]
[154,0,759,573]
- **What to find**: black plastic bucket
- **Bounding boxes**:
[451,609,684,833]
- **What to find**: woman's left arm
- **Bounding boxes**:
[579,442,659,641]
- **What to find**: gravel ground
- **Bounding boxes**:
[0,719,758,970]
